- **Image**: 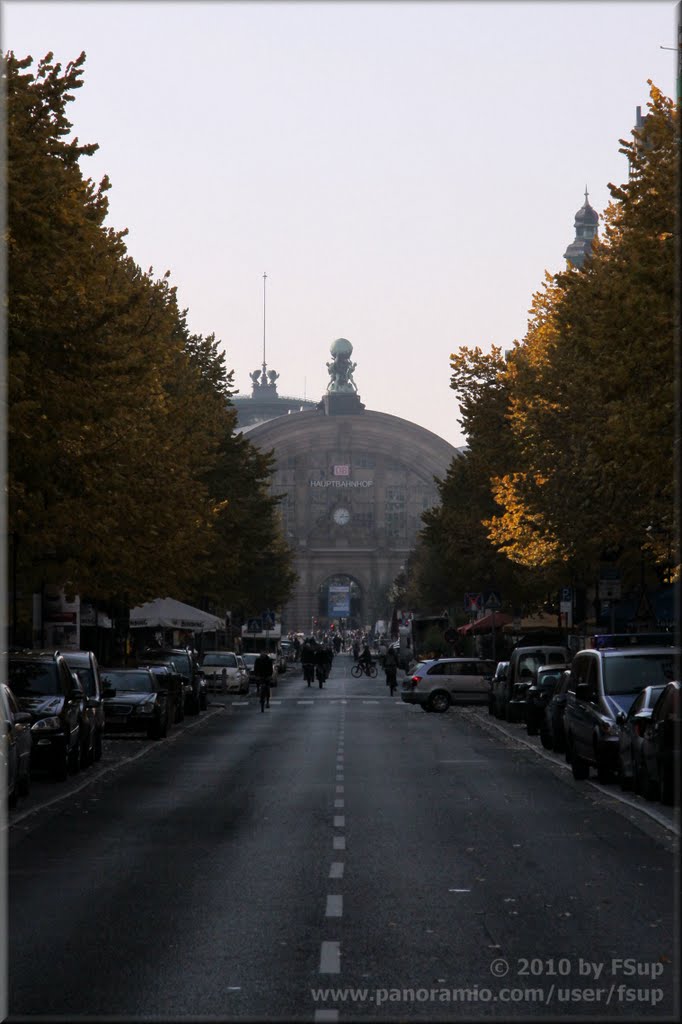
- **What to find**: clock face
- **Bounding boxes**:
[333,506,351,526]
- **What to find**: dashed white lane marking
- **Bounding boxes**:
[336,774,344,782]
[334,799,344,808]
[232,701,250,706]
[314,1009,339,1021]
[297,700,314,704]
[326,894,343,917]
[329,862,344,879]
[320,941,341,973]
[333,836,346,850]
[333,815,345,827]
[362,699,379,704]
[336,785,344,793]
[449,888,471,892]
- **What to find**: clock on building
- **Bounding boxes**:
[333,506,351,526]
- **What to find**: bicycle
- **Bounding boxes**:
[258,680,271,711]
[351,661,378,678]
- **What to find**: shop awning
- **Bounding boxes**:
[129,597,225,632]
[458,611,513,635]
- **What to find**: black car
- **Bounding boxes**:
[490,661,509,717]
[101,668,169,739]
[638,680,680,805]
[540,668,572,754]
[1,682,32,807]
[144,663,185,724]
[61,649,105,764]
[616,684,665,793]
[525,664,567,736]
[7,650,86,780]
[142,648,204,714]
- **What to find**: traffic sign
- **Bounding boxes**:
[484,591,502,611]
[464,592,484,612]
[247,617,262,632]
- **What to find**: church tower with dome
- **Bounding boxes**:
[563,187,599,269]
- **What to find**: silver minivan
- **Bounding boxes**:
[402,657,496,713]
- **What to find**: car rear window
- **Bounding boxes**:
[102,671,156,693]
[603,653,676,696]
[202,653,238,668]
[8,661,61,697]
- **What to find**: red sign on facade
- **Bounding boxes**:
[333,465,350,476]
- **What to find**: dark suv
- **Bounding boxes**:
[142,648,205,714]
[7,649,87,780]
[564,643,679,783]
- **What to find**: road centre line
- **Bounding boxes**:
[326,895,343,917]
[329,862,344,879]
[333,836,346,850]
[319,941,341,973]
[333,815,345,827]
[336,785,344,793]
[334,799,344,808]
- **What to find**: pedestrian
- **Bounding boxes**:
[384,644,398,694]
[314,643,329,687]
[253,650,273,710]
[301,639,316,686]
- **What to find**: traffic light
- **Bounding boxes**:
[330,623,335,631]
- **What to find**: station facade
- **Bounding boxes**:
[234,342,460,633]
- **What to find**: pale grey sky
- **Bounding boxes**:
[3,1,678,447]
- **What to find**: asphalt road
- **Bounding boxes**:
[6,655,680,1021]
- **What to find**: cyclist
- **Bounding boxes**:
[358,643,373,675]
[253,650,273,711]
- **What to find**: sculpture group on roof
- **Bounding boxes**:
[326,337,358,394]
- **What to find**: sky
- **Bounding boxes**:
[2,0,678,448]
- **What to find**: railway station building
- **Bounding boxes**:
[233,340,460,633]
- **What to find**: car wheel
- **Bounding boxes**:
[487,698,495,716]
[429,691,450,714]
[18,768,31,798]
[53,747,69,782]
[569,740,589,780]
[68,741,81,775]
[540,722,553,750]
[638,758,659,801]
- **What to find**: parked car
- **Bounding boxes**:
[7,649,87,780]
[540,669,572,753]
[489,661,509,717]
[638,680,681,805]
[144,663,184,727]
[142,648,204,714]
[564,644,679,784]
[1,682,32,807]
[401,657,496,713]
[101,668,170,739]
[616,684,665,792]
[200,651,248,694]
[506,646,571,722]
[525,664,568,736]
[61,649,105,764]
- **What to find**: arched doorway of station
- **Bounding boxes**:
[317,574,363,630]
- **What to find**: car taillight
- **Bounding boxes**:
[412,675,422,685]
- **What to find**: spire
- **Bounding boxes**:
[250,272,279,396]
[563,187,599,269]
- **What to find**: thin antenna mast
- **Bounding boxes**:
[262,272,267,380]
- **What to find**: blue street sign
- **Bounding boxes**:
[247,617,262,632]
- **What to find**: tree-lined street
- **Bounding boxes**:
[8,657,677,1020]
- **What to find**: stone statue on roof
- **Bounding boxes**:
[326,337,358,393]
